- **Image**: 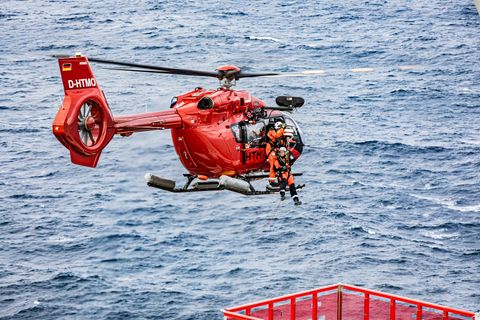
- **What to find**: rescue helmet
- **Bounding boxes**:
[274,121,284,130]
[278,146,287,157]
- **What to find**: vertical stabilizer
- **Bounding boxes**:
[52,54,115,167]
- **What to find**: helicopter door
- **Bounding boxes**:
[241,121,267,165]
[265,114,304,162]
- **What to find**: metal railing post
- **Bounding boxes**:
[364,293,370,320]
[390,299,396,320]
[268,302,273,320]
[312,292,318,320]
[290,298,296,320]
[337,285,343,320]
[416,305,422,320]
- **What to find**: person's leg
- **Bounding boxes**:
[268,153,277,184]
[287,174,301,205]
[279,179,287,201]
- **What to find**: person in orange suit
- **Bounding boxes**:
[274,147,301,205]
[266,121,286,184]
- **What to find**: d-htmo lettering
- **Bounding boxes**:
[67,78,96,89]
[246,149,262,161]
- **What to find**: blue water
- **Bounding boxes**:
[1,0,479,318]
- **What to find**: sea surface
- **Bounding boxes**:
[1,1,479,319]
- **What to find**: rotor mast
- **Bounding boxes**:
[216,65,241,89]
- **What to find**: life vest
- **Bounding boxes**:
[275,155,291,173]
[267,128,285,148]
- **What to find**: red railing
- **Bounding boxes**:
[223,283,477,320]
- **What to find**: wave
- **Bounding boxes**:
[400,220,479,230]
[420,230,460,240]
[36,44,77,51]
[133,45,182,50]
[0,11,26,19]
[0,127,41,133]
[334,140,457,155]
[410,194,480,213]
[57,15,92,22]
[216,10,248,17]
[245,36,281,43]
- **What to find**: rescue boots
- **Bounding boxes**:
[269,180,279,188]
[279,180,287,200]
[293,195,302,206]
[289,183,301,205]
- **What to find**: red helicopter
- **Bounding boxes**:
[52,53,305,195]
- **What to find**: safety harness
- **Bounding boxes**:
[275,154,291,175]
[267,129,285,157]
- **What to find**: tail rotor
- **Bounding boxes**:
[77,100,103,147]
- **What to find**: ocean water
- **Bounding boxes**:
[1,0,479,319]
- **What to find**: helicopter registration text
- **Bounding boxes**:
[67,78,97,89]
[245,149,263,163]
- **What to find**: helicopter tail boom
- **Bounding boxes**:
[113,109,182,135]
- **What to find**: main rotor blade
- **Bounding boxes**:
[52,55,219,77]
[101,65,420,79]
[237,71,281,78]
[88,57,219,77]
[52,54,422,80]
[256,65,422,78]
[103,67,190,75]
[260,70,327,78]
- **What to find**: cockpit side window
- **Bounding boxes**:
[230,123,242,143]
[245,122,266,148]
[231,121,267,147]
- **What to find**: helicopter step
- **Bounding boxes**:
[243,172,303,181]
[266,183,305,192]
[145,173,300,196]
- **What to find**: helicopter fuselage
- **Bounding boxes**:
[172,88,271,177]
[169,87,303,177]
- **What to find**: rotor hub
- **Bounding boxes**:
[216,65,241,89]
[85,116,96,131]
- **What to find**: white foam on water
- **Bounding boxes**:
[421,230,460,240]
[410,194,480,213]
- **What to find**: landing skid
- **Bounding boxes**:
[145,173,304,196]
